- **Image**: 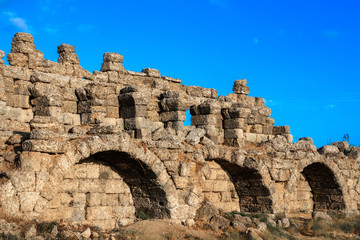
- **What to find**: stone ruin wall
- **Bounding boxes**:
[0,32,359,229]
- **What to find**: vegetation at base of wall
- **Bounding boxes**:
[304,215,360,237]
[37,221,58,234]
[139,211,150,220]
[0,232,18,240]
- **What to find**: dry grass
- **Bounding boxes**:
[243,142,268,152]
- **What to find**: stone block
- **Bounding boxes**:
[186,128,206,145]
[57,43,75,53]
[119,193,134,206]
[105,179,130,194]
[58,52,80,65]
[14,80,31,95]
[135,128,151,140]
[113,206,135,218]
[101,194,119,206]
[0,49,5,59]
[19,192,38,212]
[87,193,102,206]
[173,176,189,189]
[224,129,243,139]
[47,194,61,209]
[11,41,36,54]
[161,75,182,83]
[213,180,229,192]
[79,179,104,193]
[86,206,113,220]
[101,61,126,72]
[3,65,31,80]
[186,85,203,97]
[31,72,70,86]
[11,94,30,108]
[62,101,78,113]
[273,125,290,135]
[223,118,245,129]
[103,52,123,63]
[9,171,35,192]
[30,82,61,98]
[124,117,148,130]
[191,114,219,126]
[160,111,186,122]
[197,102,221,115]
[244,133,257,143]
[28,50,44,69]
[160,98,190,111]
[7,53,28,67]
[59,179,79,193]
[30,129,56,140]
[141,68,160,78]
[233,85,249,95]
[61,113,80,125]
[119,91,150,105]
[228,108,251,119]
[60,193,72,205]
[72,193,86,207]
[68,207,85,222]
[211,89,218,99]
[120,105,146,118]
[234,79,247,87]
[22,139,67,153]
[20,152,51,171]
[262,124,273,135]
[13,32,34,42]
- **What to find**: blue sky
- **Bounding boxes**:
[0,0,359,147]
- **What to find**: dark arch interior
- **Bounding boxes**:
[80,150,170,219]
[213,159,273,213]
[302,162,345,212]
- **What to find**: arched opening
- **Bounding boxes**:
[206,159,273,213]
[46,150,170,228]
[201,160,240,212]
[302,162,345,212]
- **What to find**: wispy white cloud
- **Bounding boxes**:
[44,27,59,34]
[77,24,94,32]
[3,11,31,32]
[10,17,29,31]
[324,104,336,109]
[322,30,340,39]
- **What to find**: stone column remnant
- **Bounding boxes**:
[190,101,223,144]
[159,91,190,130]
[119,86,151,139]
[233,79,249,95]
[7,32,44,68]
[101,52,126,73]
[221,105,249,146]
[57,44,80,65]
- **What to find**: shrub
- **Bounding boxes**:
[139,211,149,220]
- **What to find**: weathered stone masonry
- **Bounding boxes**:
[0,32,359,229]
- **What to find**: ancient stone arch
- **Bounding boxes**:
[36,134,179,228]
[203,147,275,214]
[301,162,345,212]
[1,32,360,228]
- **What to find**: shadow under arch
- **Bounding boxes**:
[80,150,170,219]
[209,159,273,213]
[302,162,345,212]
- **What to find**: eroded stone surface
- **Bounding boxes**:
[0,32,359,230]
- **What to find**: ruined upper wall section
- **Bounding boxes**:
[0,32,293,162]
